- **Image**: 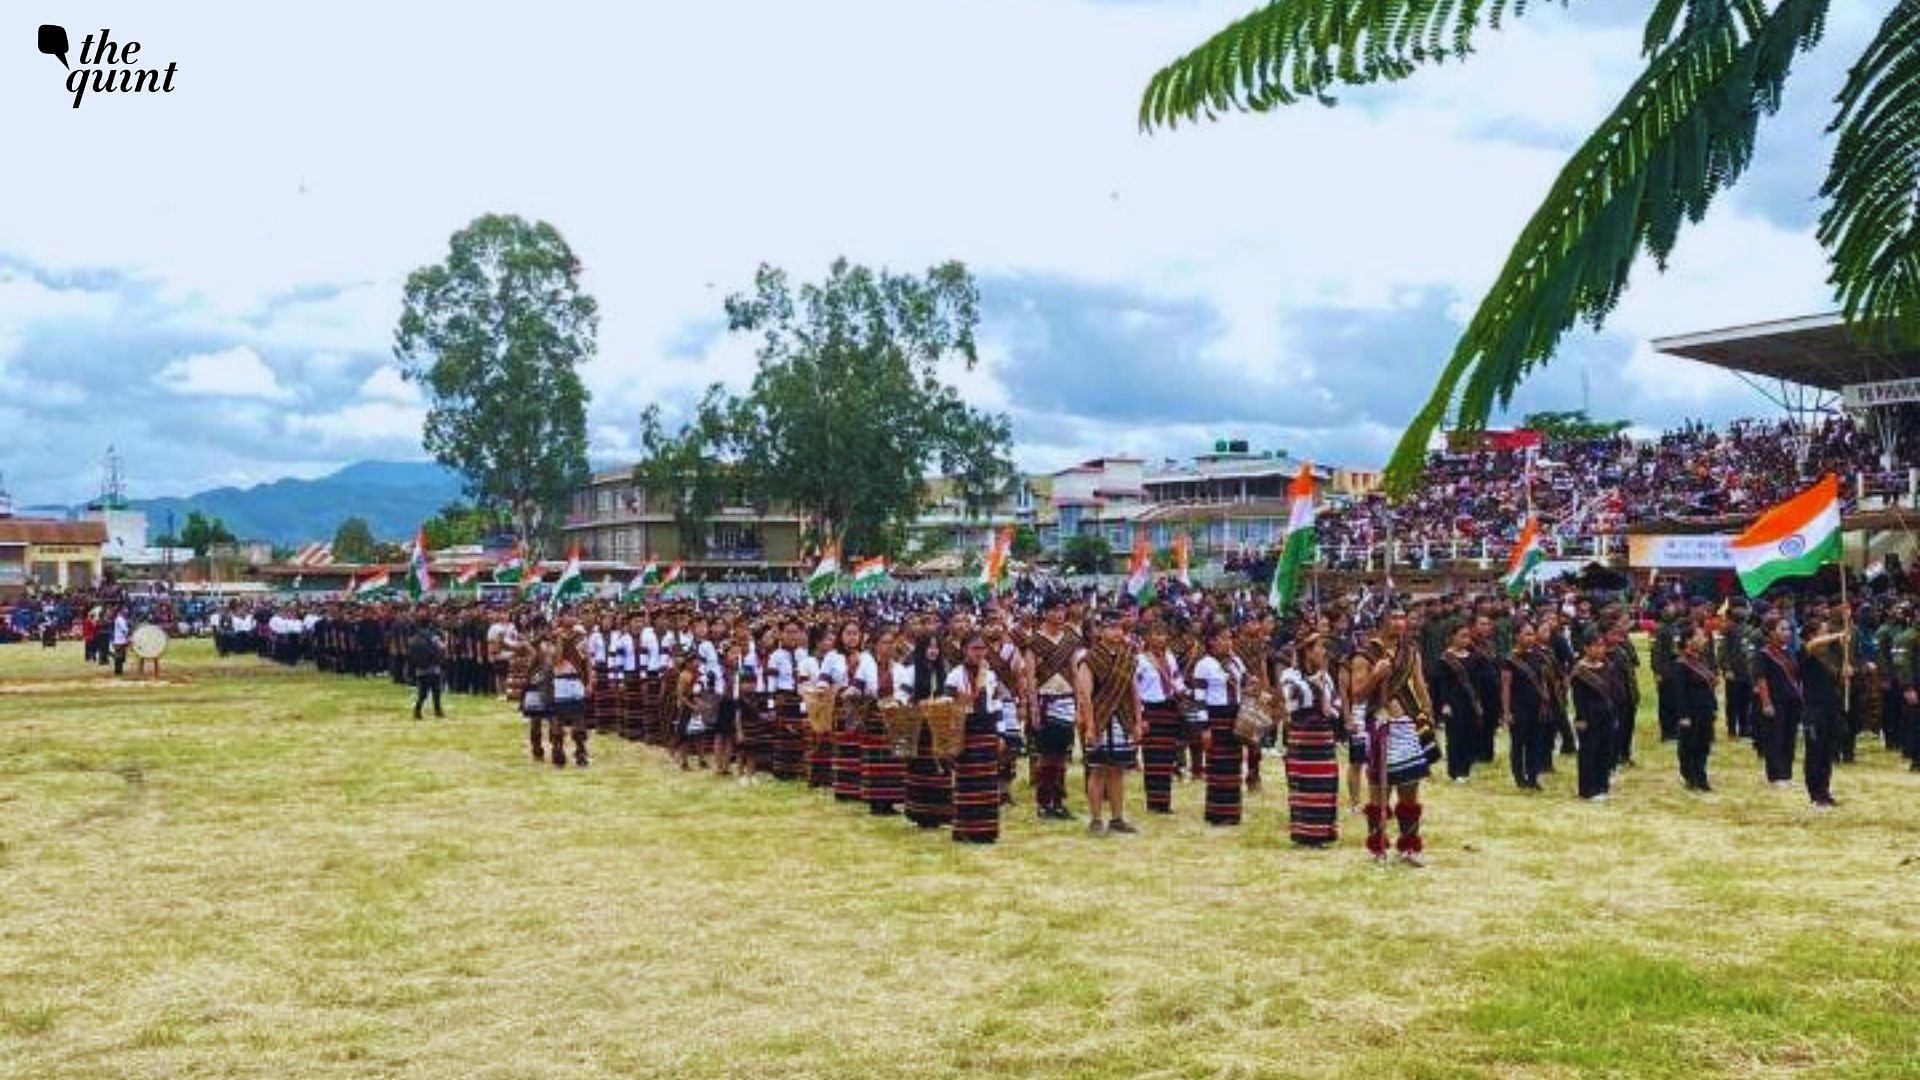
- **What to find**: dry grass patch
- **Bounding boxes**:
[3,638,1918,1078]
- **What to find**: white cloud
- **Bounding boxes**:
[285,401,426,447]
[359,365,423,405]
[154,346,294,401]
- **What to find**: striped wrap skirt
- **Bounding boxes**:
[904,724,953,828]
[1204,704,1243,826]
[952,709,1001,844]
[860,707,906,813]
[832,707,862,801]
[1141,702,1183,813]
[771,691,806,780]
[1285,707,1340,846]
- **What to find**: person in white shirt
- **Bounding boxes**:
[823,622,865,803]
[1191,626,1249,826]
[1135,621,1189,815]
[766,618,808,781]
[947,633,1005,844]
[110,608,131,676]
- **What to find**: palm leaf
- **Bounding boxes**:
[1819,0,1920,350]
[1379,0,1832,495]
[1139,0,1569,129]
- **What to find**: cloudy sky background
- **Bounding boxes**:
[0,0,1884,504]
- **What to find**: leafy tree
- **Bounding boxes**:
[332,516,378,564]
[1522,410,1632,443]
[395,213,597,555]
[1062,533,1112,575]
[1141,0,1919,493]
[645,259,1014,556]
[179,511,235,558]
[635,386,740,559]
[421,501,504,550]
[1010,524,1043,561]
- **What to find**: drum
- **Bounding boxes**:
[1235,695,1276,747]
[130,624,169,661]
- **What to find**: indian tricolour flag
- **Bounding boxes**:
[657,561,684,594]
[625,558,660,598]
[1125,535,1156,605]
[1730,474,1841,596]
[1503,515,1544,598]
[493,543,526,584]
[850,556,890,595]
[977,526,1013,596]
[807,545,841,598]
[406,526,433,599]
[455,563,484,587]
[354,568,391,596]
[548,546,588,610]
[1172,532,1191,588]
[1268,463,1316,613]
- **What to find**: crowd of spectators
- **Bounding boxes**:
[1318,416,1891,562]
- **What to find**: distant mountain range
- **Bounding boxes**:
[130,461,469,546]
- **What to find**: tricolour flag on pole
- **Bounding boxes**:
[406,526,433,599]
[977,526,1014,596]
[807,545,841,598]
[1172,532,1191,588]
[850,556,890,595]
[455,563,484,587]
[1125,535,1156,605]
[1503,515,1544,598]
[492,542,526,585]
[657,561,684,594]
[1268,463,1316,613]
[548,546,588,610]
[625,558,660,598]
[355,568,391,596]
[1730,473,1841,596]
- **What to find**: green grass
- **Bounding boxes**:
[2,638,1918,1078]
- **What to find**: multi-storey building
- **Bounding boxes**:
[560,467,807,574]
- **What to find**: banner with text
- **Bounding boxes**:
[1627,534,1735,569]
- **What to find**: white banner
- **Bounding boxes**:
[1842,377,1920,409]
[1627,534,1734,569]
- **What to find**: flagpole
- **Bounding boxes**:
[1839,526,1852,713]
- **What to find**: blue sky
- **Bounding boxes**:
[0,0,1886,504]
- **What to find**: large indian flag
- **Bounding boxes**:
[849,556,890,595]
[548,546,588,609]
[1730,474,1841,596]
[406,526,433,599]
[624,558,660,598]
[1268,463,1316,612]
[1503,515,1543,598]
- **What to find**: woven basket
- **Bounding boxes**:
[803,686,838,734]
[1235,695,1276,746]
[919,697,965,758]
[879,699,922,757]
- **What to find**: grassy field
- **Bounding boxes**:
[2,639,1917,1079]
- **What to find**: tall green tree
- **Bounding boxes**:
[1522,410,1632,442]
[178,511,235,558]
[421,502,505,550]
[1141,0,1920,493]
[1062,533,1113,575]
[332,516,378,564]
[394,214,597,554]
[635,386,740,559]
[644,259,1014,557]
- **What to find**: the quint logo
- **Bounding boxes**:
[37,24,179,108]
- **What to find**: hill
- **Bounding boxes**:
[133,461,467,546]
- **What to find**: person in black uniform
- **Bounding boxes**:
[1674,625,1718,792]
[1720,604,1755,740]
[1467,612,1503,765]
[1431,622,1482,783]
[1753,615,1802,787]
[1500,620,1545,790]
[1570,631,1617,801]
[1799,614,1847,809]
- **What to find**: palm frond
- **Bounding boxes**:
[1139,0,1570,130]
[1380,0,1831,495]
[1819,0,1920,350]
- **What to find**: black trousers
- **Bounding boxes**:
[1764,704,1799,782]
[1577,720,1612,798]
[413,673,444,717]
[1444,711,1476,780]
[1656,675,1678,741]
[1803,709,1835,803]
[1677,719,1712,789]
[1508,713,1541,788]
[1614,707,1637,767]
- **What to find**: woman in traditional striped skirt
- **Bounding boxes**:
[823,622,864,802]
[1281,634,1341,847]
[1192,626,1248,826]
[767,619,807,780]
[859,627,906,815]
[801,624,832,788]
[1135,622,1187,815]
[903,634,954,829]
[609,619,636,739]
[949,633,1002,844]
